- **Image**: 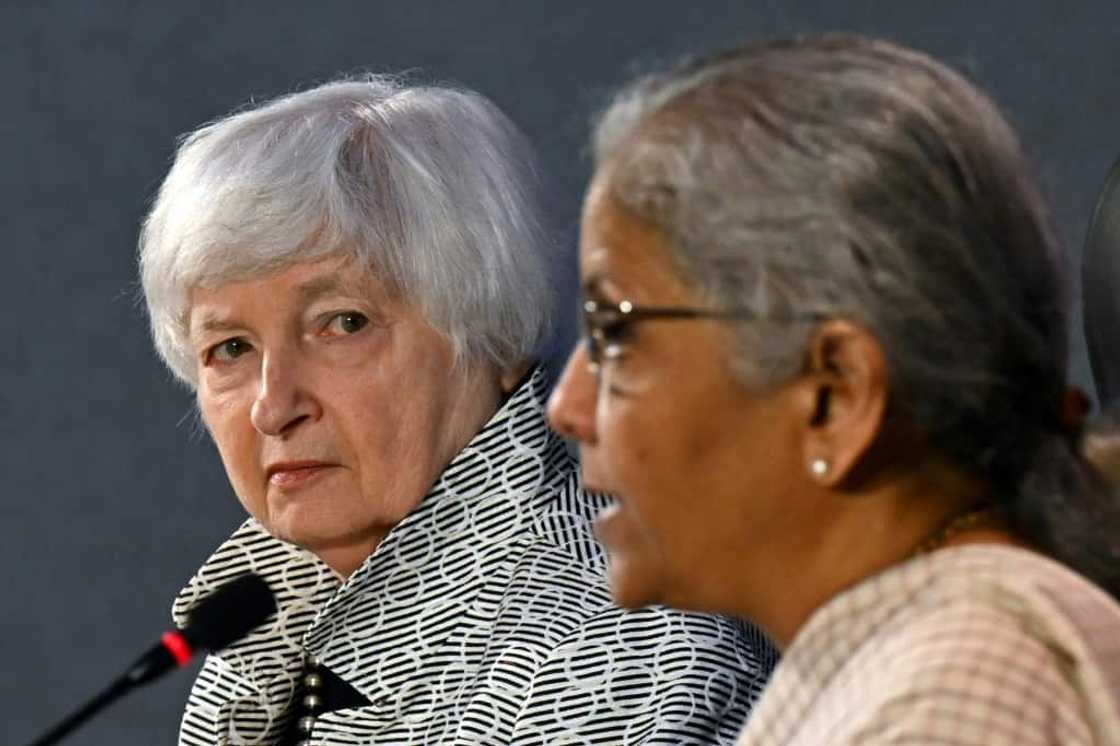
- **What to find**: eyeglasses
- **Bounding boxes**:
[580,298,829,373]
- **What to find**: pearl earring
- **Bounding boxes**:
[810,458,830,478]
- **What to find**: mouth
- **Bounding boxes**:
[266,460,338,489]
[591,501,628,556]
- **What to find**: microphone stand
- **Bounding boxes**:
[29,641,178,746]
[27,572,273,745]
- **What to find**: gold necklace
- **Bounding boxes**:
[911,505,997,557]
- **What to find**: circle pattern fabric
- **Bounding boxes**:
[172,367,777,744]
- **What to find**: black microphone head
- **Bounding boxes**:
[181,573,276,653]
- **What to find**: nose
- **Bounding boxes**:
[250,350,319,436]
[547,343,598,444]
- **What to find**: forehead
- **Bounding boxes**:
[579,177,693,303]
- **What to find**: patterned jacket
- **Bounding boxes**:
[173,368,775,744]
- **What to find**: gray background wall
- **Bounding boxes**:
[4,1,1117,742]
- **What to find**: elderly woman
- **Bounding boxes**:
[548,35,1120,744]
[139,76,774,744]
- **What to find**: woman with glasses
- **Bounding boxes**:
[549,34,1120,744]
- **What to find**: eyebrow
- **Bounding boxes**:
[192,315,243,336]
[582,272,625,301]
[579,240,625,299]
[294,274,357,302]
[190,272,368,338]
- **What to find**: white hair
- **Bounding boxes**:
[139,75,556,386]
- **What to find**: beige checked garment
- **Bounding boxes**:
[737,545,1120,745]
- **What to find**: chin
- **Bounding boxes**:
[594,503,670,609]
[261,519,319,550]
[265,506,349,550]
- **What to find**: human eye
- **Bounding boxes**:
[587,308,636,364]
[601,317,636,361]
[323,311,370,336]
[598,314,634,344]
[205,337,253,365]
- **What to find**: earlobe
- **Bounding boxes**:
[809,458,831,478]
[801,321,888,487]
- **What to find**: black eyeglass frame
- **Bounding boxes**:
[580,298,829,371]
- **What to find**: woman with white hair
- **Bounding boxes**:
[548,34,1120,744]
[140,76,774,744]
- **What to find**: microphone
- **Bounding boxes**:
[29,573,276,746]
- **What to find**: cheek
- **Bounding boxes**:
[347,333,455,455]
[597,399,693,535]
[340,392,400,469]
[600,395,693,485]
[199,394,260,489]
[341,379,438,503]
[597,386,758,558]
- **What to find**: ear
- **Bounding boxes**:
[796,320,888,487]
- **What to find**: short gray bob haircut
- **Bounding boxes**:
[593,34,1120,598]
[140,74,555,386]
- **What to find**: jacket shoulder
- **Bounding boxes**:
[510,601,776,744]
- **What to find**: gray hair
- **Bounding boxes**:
[140,75,555,385]
[593,34,1120,597]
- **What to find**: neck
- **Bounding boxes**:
[726,462,1010,649]
[313,530,390,578]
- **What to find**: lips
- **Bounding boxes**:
[266,460,338,488]
[592,500,624,534]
